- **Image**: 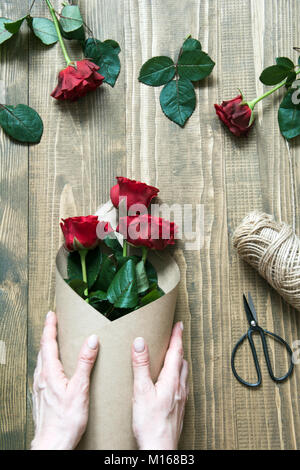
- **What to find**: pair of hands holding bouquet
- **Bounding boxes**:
[31,177,189,450]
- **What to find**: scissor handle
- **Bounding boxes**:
[260,328,294,382]
[231,330,262,387]
[231,327,294,387]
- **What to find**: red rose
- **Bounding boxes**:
[110,177,159,211]
[117,214,177,250]
[214,95,253,137]
[51,59,104,101]
[60,215,100,251]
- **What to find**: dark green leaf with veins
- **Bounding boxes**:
[260,65,291,85]
[278,89,300,139]
[0,104,43,144]
[83,38,120,87]
[136,260,149,294]
[177,50,215,81]
[276,57,294,70]
[107,259,138,309]
[93,254,117,291]
[59,5,83,33]
[182,37,202,52]
[0,18,13,44]
[28,17,58,45]
[103,39,121,54]
[140,286,164,307]
[138,56,176,86]
[160,78,196,127]
[4,16,26,34]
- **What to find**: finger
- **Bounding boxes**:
[40,311,59,365]
[131,337,154,395]
[70,335,99,388]
[180,359,189,391]
[158,322,184,387]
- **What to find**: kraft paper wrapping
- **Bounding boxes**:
[55,202,180,450]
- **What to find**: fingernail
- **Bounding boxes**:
[179,321,184,331]
[134,337,145,353]
[88,334,98,350]
[46,311,54,319]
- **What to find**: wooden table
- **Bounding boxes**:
[1,0,300,450]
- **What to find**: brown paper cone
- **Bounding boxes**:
[55,234,180,449]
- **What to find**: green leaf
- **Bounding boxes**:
[107,259,138,308]
[140,286,164,307]
[276,57,294,70]
[285,70,296,89]
[67,247,102,289]
[4,16,26,34]
[136,261,149,294]
[145,260,158,285]
[59,5,83,33]
[160,78,196,127]
[60,23,85,42]
[0,104,43,144]
[28,17,58,45]
[104,234,122,253]
[103,39,121,54]
[67,279,88,297]
[88,290,107,302]
[0,18,13,44]
[259,65,290,85]
[182,37,202,52]
[278,89,300,139]
[83,38,120,87]
[138,56,176,86]
[177,50,215,81]
[93,254,117,291]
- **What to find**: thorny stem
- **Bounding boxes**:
[45,0,72,66]
[123,240,127,257]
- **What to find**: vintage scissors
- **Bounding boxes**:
[231,293,294,387]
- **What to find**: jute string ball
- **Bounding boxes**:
[232,211,300,311]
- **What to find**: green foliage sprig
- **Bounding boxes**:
[138,36,215,127]
[66,236,164,321]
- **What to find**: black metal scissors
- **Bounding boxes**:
[231,293,294,387]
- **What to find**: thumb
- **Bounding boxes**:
[131,337,153,395]
[70,334,99,388]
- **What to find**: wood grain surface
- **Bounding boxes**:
[1,0,300,450]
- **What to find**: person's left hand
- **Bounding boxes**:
[31,311,99,450]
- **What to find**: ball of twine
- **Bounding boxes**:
[232,211,300,311]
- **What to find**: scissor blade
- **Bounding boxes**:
[247,292,258,324]
[243,294,256,326]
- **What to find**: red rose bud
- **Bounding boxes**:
[60,215,100,252]
[117,214,177,250]
[110,177,159,211]
[214,95,253,137]
[51,59,104,102]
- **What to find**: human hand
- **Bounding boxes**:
[31,311,99,450]
[131,322,188,450]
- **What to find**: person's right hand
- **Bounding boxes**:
[131,322,189,450]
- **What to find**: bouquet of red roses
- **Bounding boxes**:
[55,177,180,449]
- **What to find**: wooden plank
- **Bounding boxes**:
[0,0,29,450]
[221,0,300,450]
[25,0,126,447]
[123,0,234,450]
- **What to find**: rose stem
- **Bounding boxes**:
[142,246,148,264]
[45,0,72,66]
[123,240,127,257]
[247,68,300,109]
[79,250,89,302]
